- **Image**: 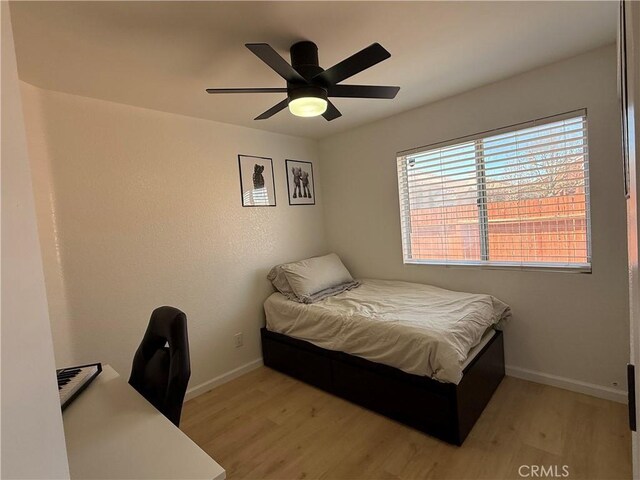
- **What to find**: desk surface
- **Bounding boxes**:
[63,365,225,480]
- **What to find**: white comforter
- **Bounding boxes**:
[264,279,510,384]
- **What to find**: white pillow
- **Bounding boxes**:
[280,253,354,302]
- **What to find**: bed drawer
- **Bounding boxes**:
[261,332,333,391]
[331,359,456,440]
[260,327,504,445]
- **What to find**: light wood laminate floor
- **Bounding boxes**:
[181,367,631,480]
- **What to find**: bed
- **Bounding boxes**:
[261,256,510,445]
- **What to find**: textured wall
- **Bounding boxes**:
[319,45,629,401]
[21,83,327,390]
[20,44,629,404]
[1,6,69,478]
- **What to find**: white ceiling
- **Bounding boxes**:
[10,1,616,140]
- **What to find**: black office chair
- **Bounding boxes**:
[129,306,191,427]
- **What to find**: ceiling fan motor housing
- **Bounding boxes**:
[289,41,324,81]
[287,41,327,105]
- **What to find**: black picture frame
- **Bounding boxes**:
[286,159,316,206]
[238,154,276,207]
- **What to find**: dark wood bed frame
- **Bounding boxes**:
[261,327,505,445]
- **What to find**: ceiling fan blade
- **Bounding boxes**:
[328,85,400,99]
[314,43,391,86]
[255,98,289,120]
[322,101,342,121]
[246,43,306,84]
[206,88,288,94]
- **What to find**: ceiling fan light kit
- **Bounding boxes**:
[206,40,399,121]
[288,86,328,117]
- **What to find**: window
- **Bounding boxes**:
[397,110,591,271]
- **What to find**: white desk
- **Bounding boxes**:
[62,365,225,480]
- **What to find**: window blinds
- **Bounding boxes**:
[396,110,591,271]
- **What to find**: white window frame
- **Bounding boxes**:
[396,109,592,273]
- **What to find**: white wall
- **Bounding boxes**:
[18,41,628,404]
[319,45,629,401]
[1,3,69,478]
[20,84,327,393]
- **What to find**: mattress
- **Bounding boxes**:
[264,279,510,384]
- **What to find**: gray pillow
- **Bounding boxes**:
[268,254,360,303]
[299,280,361,304]
[266,265,298,301]
[280,253,355,303]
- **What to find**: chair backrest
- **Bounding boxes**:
[128,306,191,426]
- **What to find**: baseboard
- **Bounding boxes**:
[185,357,264,401]
[506,365,627,404]
[185,359,626,404]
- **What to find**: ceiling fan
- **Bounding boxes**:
[205,41,400,121]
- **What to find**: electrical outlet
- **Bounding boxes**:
[234,332,243,348]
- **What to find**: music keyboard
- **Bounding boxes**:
[57,363,102,411]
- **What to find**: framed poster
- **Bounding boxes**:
[238,155,276,207]
[286,159,315,206]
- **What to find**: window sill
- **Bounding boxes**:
[403,259,592,274]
